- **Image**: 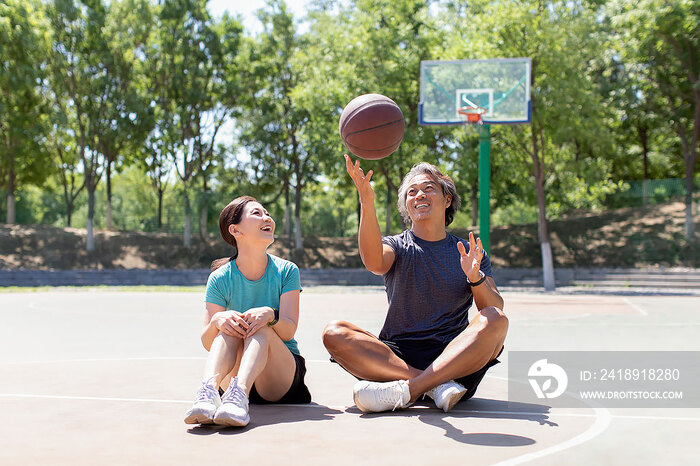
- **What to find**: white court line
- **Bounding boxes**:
[0,394,696,423]
[491,406,611,466]
[623,297,648,316]
[517,322,699,326]
[486,374,612,465]
[0,357,207,365]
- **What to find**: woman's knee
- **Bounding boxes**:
[216,330,244,347]
[247,324,276,343]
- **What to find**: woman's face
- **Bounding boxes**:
[230,201,275,244]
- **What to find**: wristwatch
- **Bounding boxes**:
[267,308,279,326]
[468,271,487,287]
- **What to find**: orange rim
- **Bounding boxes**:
[458,106,486,124]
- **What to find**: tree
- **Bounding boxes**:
[0,0,51,224]
[50,109,86,226]
[302,0,441,235]
[239,0,317,253]
[47,0,115,251]
[610,0,700,239]
[464,0,617,290]
[97,0,154,231]
[148,0,242,246]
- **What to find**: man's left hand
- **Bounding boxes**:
[457,231,484,283]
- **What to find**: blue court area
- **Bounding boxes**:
[0,287,698,465]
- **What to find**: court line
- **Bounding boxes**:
[0,394,695,422]
[623,297,648,316]
[516,322,699,326]
[491,406,611,466]
[0,357,208,365]
[486,374,612,465]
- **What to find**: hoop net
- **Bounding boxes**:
[458,106,487,124]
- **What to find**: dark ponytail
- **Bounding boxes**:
[211,196,258,272]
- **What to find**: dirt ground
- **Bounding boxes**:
[1,200,698,270]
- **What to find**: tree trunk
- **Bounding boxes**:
[678,113,697,240]
[685,165,694,239]
[6,193,15,224]
[106,161,113,230]
[294,182,303,251]
[86,188,96,251]
[183,189,192,247]
[157,187,164,231]
[6,168,16,224]
[684,94,699,239]
[531,123,555,291]
[200,178,208,238]
[640,127,649,206]
[284,186,292,237]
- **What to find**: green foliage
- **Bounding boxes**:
[0,0,52,220]
[3,0,698,253]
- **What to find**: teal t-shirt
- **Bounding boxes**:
[205,254,303,355]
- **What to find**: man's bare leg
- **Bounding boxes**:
[322,320,422,381]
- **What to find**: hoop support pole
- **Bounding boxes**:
[478,124,491,253]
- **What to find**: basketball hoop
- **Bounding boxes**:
[458,106,487,124]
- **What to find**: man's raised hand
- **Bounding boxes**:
[345,154,375,204]
[457,231,484,283]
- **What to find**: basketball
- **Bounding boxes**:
[339,94,405,160]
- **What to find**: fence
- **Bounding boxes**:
[606,177,699,208]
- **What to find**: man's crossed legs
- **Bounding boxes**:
[322,306,508,412]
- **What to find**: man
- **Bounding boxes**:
[322,155,508,413]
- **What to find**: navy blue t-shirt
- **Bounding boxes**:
[380,230,493,347]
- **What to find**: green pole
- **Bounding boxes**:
[478,124,491,253]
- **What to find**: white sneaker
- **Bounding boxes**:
[353,380,411,413]
[184,377,221,424]
[213,376,250,427]
[424,380,467,412]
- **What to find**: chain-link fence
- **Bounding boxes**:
[606,177,699,208]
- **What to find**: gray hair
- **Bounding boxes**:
[397,163,461,226]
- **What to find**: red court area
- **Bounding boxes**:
[0,288,698,465]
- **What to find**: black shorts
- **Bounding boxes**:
[220,352,311,404]
[381,339,503,401]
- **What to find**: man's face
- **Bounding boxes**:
[405,174,451,225]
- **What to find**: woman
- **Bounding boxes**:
[184,196,311,427]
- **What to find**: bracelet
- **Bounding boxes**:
[267,308,279,326]
[468,271,487,287]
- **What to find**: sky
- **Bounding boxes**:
[207,0,312,34]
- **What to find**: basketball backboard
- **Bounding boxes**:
[419,58,531,125]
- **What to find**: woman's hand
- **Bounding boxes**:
[243,307,275,337]
[345,154,375,204]
[212,310,249,338]
[457,231,484,283]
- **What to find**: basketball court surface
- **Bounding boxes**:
[1,287,698,465]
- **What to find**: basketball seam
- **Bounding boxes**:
[343,135,404,152]
[342,118,405,138]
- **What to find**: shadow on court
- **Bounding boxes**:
[187,403,344,435]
